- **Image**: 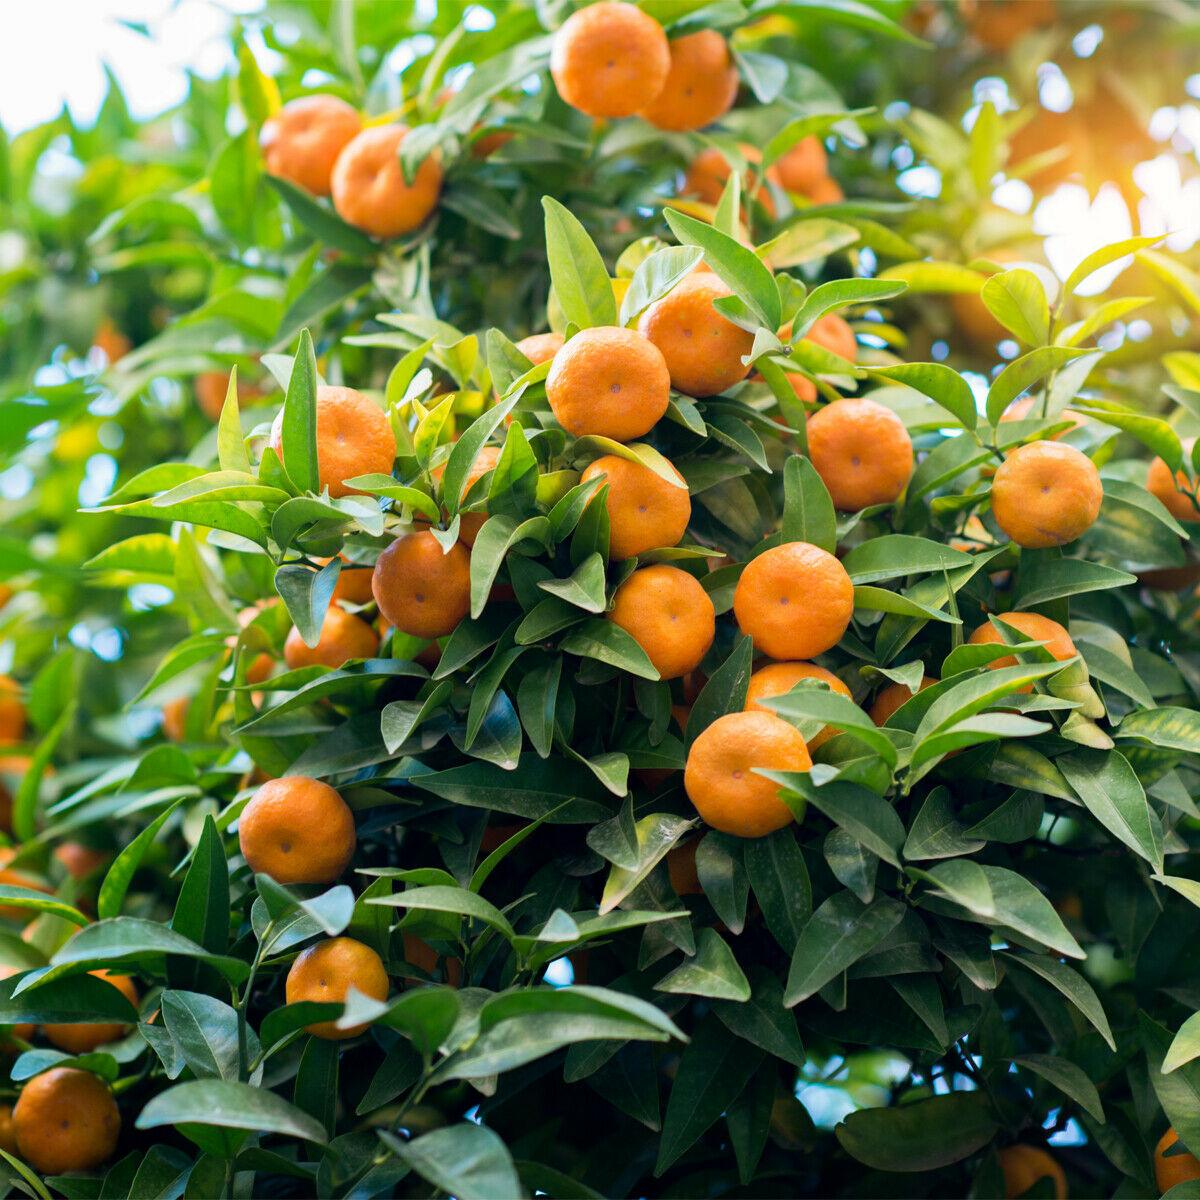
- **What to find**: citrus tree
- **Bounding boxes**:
[2,2,1200,1198]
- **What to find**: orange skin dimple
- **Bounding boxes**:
[44,971,138,1054]
[546,327,671,441]
[284,605,379,671]
[608,565,715,681]
[1147,440,1200,524]
[1155,1128,1200,1194]
[734,542,854,661]
[550,1,671,119]
[638,31,738,132]
[331,125,443,240]
[992,441,1103,549]
[238,776,357,885]
[638,274,755,398]
[869,677,938,726]
[685,710,811,837]
[432,446,502,546]
[745,662,850,750]
[997,1144,1067,1200]
[808,397,914,511]
[968,612,1076,693]
[581,454,691,560]
[13,1067,121,1175]
[285,936,389,1039]
[373,529,472,641]
[261,94,362,196]
[0,677,26,745]
[269,385,396,499]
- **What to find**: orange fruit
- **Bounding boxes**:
[161,695,190,742]
[44,971,138,1054]
[0,849,53,922]
[13,1067,120,1175]
[0,966,33,1042]
[515,331,564,366]
[637,31,738,132]
[638,273,754,397]
[745,662,850,751]
[870,677,938,725]
[285,936,389,1039]
[331,125,442,239]
[546,327,671,441]
[53,843,109,880]
[91,319,131,364]
[373,530,472,640]
[970,0,1057,50]
[734,542,854,661]
[0,677,25,744]
[997,1144,1066,1200]
[666,839,702,895]
[261,94,361,196]
[1000,395,1083,433]
[432,446,501,546]
[550,1,670,119]
[608,565,715,680]
[684,710,811,837]
[284,605,379,670]
[581,454,691,560]
[805,312,857,363]
[196,371,264,422]
[806,176,843,204]
[331,561,376,606]
[1155,1128,1200,1194]
[1147,444,1200,523]
[238,776,356,885]
[0,1104,14,1154]
[808,397,914,511]
[774,136,828,195]
[684,143,772,211]
[992,441,1102,549]
[968,611,1076,692]
[269,385,396,500]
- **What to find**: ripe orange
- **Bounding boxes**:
[608,565,715,680]
[0,849,53,922]
[580,454,691,560]
[1155,1128,1200,1194]
[329,559,375,606]
[238,776,356,885]
[53,842,109,880]
[91,318,131,364]
[261,94,361,196]
[284,605,379,671]
[433,446,501,546]
[0,1104,14,1154]
[684,144,773,211]
[997,1144,1066,1200]
[331,125,442,239]
[869,677,937,725]
[734,542,854,661]
[745,662,850,751]
[516,331,564,366]
[969,0,1057,51]
[684,710,811,837]
[1147,444,1200,523]
[269,385,396,499]
[161,695,190,742]
[637,31,738,132]
[44,971,138,1054]
[992,441,1102,549]
[808,397,914,511]
[403,933,464,986]
[372,530,472,640]
[285,936,389,1039]
[666,839,702,895]
[0,677,25,744]
[638,273,754,397]
[546,327,671,441]
[196,371,264,422]
[13,1067,120,1175]
[550,1,671,119]
[969,611,1076,692]
[774,136,828,195]
[806,176,844,205]
[805,312,858,363]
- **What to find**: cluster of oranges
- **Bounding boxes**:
[262,95,442,240]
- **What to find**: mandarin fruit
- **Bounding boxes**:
[238,776,356,885]
[285,936,389,1039]
[372,530,472,640]
[745,661,851,751]
[331,125,442,239]
[261,94,361,196]
[992,441,1102,549]
[997,1144,1066,1200]
[666,839,702,895]
[608,565,715,680]
[774,135,828,195]
[0,849,53,922]
[433,445,501,546]
[684,710,810,837]
[734,542,854,661]
[870,677,938,726]
[1155,1128,1200,1194]
[805,312,857,362]
[161,695,190,742]
[546,327,671,440]
[550,1,670,119]
[284,605,379,671]
[638,31,738,132]
[515,331,564,366]
[0,965,33,1042]
[0,678,25,745]
[13,1067,120,1174]
[969,611,1076,693]
[808,397,914,511]
[1147,443,1200,523]
[44,971,138,1054]
[53,842,109,880]
[581,453,691,560]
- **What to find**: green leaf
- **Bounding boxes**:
[561,620,659,681]
[538,553,608,614]
[1069,398,1183,470]
[600,813,695,914]
[1141,1014,1200,1158]
[836,1092,998,1171]
[781,456,836,552]
[542,197,616,329]
[279,329,320,494]
[980,268,1049,346]
[1014,1054,1104,1123]
[655,928,750,1002]
[160,990,246,1082]
[1002,952,1115,1051]
[985,346,1088,426]
[1013,557,1136,608]
[686,634,753,746]
[744,831,811,953]
[97,800,184,921]
[266,174,378,256]
[216,367,251,475]
[878,260,986,294]
[136,1079,328,1145]
[1118,707,1200,754]
[619,246,703,326]
[385,1124,520,1200]
[712,967,805,1067]
[867,363,977,430]
[762,689,898,768]
[1058,750,1163,872]
[1164,1012,1200,1075]
[769,775,904,866]
[1064,235,1162,297]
